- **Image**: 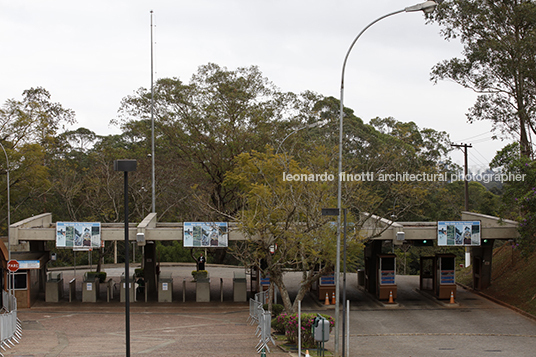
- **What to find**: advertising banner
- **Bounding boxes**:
[183,222,228,248]
[437,221,481,246]
[56,222,101,249]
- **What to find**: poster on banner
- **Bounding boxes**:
[56,222,101,249]
[183,222,228,248]
[437,221,481,246]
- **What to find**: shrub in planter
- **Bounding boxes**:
[276,312,334,348]
[191,270,209,282]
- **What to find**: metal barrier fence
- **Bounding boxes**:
[0,292,21,356]
[248,292,275,354]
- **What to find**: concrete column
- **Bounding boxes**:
[144,242,157,300]
[471,241,494,290]
[364,240,382,295]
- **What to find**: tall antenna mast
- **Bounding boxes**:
[150,10,156,213]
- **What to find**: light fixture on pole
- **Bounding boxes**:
[114,159,137,357]
[335,2,440,355]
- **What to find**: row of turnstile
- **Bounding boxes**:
[45,271,249,303]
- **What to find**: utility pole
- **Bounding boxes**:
[452,142,472,268]
[451,143,472,211]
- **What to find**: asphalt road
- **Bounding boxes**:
[5,265,536,356]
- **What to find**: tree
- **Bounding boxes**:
[116,64,308,221]
[0,88,76,229]
[491,143,536,255]
[225,148,354,313]
[429,0,536,157]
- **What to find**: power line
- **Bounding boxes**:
[453,131,492,143]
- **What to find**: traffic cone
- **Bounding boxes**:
[450,291,455,304]
[260,347,266,357]
[388,290,394,304]
[324,293,330,305]
[305,350,311,357]
[332,292,336,305]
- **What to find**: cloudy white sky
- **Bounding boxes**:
[1,0,510,170]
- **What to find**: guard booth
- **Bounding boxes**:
[377,254,397,301]
[419,254,456,299]
[435,253,456,300]
[8,254,48,308]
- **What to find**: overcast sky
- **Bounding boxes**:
[1,0,510,171]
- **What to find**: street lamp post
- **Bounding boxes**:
[335,2,439,355]
[114,159,137,357]
[0,142,10,304]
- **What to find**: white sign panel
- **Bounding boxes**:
[438,221,481,246]
[56,222,101,249]
[18,260,40,269]
[183,222,228,248]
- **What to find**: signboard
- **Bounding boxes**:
[18,260,40,269]
[440,270,455,285]
[56,222,101,249]
[183,222,228,248]
[437,221,481,246]
[319,274,335,286]
[380,271,395,285]
[7,260,19,272]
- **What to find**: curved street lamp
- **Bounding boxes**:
[335,2,440,355]
[0,142,11,302]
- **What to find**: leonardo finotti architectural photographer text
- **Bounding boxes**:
[282,172,526,183]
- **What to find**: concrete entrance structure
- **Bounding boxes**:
[3,211,519,306]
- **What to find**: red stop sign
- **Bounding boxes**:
[7,260,19,273]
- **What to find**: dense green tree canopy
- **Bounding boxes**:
[430,0,536,157]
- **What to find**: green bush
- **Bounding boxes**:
[276,313,334,348]
[263,303,284,317]
[271,317,285,334]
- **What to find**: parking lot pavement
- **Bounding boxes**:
[10,303,293,357]
[7,264,295,356]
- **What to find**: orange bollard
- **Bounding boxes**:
[388,290,394,304]
[324,293,330,305]
[332,292,336,305]
[450,291,455,304]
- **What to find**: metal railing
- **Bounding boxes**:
[0,292,21,356]
[248,292,275,354]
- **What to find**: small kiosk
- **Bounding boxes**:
[317,274,335,301]
[435,253,456,300]
[377,254,397,301]
[8,253,49,308]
